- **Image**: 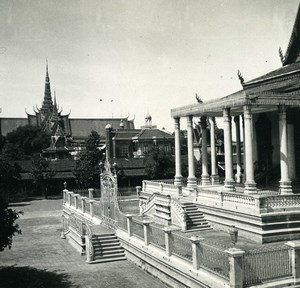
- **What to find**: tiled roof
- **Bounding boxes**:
[244,62,300,87]
[69,118,134,138]
[113,129,142,140]
[15,159,76,172]
[133,128,173,140]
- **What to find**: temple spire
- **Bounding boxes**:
[40,60,53,114]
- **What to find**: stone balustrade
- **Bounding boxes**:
[141,180,300,215]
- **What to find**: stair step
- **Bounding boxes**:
[93,235,117,240]
[88,256,127,264]
[93,242,120,248]
[184,227,213,232]
[186,215,205,220]
[94,250,125,257]
[187,220,207,225]
[93,239,120,244]
[185,210,201,215]
[94,246,124,253]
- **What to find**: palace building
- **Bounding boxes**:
[0,63,135,142]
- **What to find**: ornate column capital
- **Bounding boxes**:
[187,115,193,127]
[174,117,180,129]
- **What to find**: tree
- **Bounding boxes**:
[144,147,174,180]
[0,199,22,251]
[75,131,103,188]
[6,125,50,157]
[31,156,55,198]
[0,157,21,201]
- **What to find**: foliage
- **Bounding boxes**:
[1,143,25,161]
[6,125,50,157]
[31,156,55,198]
[75,131,103,189]
[144,147,174,179]
[0,157,21,201]
[0,198,22,251]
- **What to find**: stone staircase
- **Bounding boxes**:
[181,202,212,232]
[89,233,126,264]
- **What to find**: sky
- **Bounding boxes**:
[0,0,299,132]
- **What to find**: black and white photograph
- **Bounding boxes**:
[1,1,300,287]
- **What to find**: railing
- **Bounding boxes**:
[63,188,298,287]
[243,245,292,286]
[170,198,186,231]
[149,224,165,249]
[131,219,144,240]
[200,242,230,279]
[172,232,192,262]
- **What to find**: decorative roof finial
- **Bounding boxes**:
[279,47,285,64]
[237,70,244,85]
[195,93,203,103]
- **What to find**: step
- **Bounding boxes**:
[94,246,123,253]
[186,219,208,225]
[93,238,120,244]
[186,215,205,220]
[185,210,202,215]
[88,256,127,264]
[94,252,126,260]
[94,249,125,257]
[93,242,120,248]
[185,226,213,232]
[93,235,117,240]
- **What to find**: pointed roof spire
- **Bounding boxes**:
[283,3,300,66]
[40,60,53,114]
[51,89,60,122]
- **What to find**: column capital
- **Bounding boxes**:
[174,117,180,129]
[278,105,287,113]
[187,115,193,127]
[234,115,240,123]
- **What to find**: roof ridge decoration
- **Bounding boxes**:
[283,3,300,66]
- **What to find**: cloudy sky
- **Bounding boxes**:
[0,0,299,131]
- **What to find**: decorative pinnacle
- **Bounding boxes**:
[237,70,244,85]
[195,93,203,103]
[279,47,284,64]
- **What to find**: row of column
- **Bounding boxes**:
[174,105,294,194]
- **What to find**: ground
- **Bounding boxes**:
[0,198,169,288]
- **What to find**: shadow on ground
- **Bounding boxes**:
[0,266,78,288]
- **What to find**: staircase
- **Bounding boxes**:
[88,233,126,264]
[181,202,212,232]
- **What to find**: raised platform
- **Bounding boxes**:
[141,180,300,244]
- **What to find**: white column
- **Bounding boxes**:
[243,106,257,193]
[288,120,296,181]
[187,115,196,187]
[223,108,235,192]
[174,117,183,186]
[200,116,210,185]
[279,106,292,194]
[242,115,246,183]
[234,116,243,183]
[209,117,219,184]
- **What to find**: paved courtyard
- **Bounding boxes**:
[0,198,169,288]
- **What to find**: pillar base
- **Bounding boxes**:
[210,174,219,184]
[244,182,257,194]
[280,180,293,194]
[187,177,197,188]
[201,174,210,186]
[224,181,235,192]
[174,176,183,186]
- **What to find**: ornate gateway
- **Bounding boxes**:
[99,161,119,229]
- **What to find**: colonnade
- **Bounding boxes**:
[173,105,295,194]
